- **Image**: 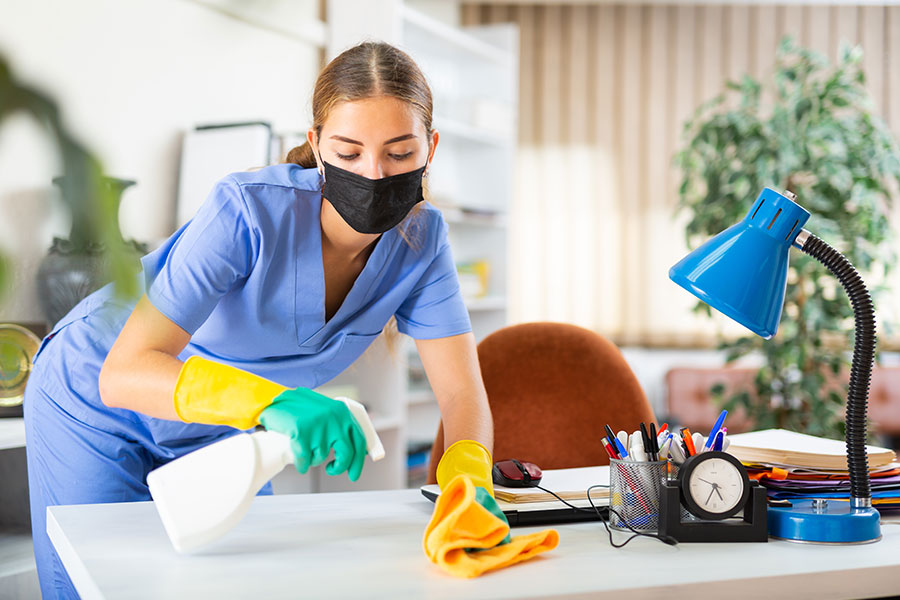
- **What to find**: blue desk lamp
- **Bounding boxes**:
[669,187,880,544]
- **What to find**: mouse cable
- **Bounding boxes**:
[532,484,677,548]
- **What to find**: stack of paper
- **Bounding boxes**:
[492,466,609,504]
[728,429,896,471]
[726,429,900,510]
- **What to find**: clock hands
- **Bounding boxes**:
[698,477,727,504]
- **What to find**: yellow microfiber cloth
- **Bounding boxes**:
[423,475,559,578]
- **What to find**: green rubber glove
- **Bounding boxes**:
[258,388,368,481]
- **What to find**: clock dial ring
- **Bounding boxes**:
[678,451,750,521]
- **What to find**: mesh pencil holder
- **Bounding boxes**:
[608,458,666,532]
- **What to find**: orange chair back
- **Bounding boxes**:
[427,322,656,484]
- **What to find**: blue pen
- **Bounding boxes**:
[613,435,630,460]
[713,430,725,452]
[704,409,728,450]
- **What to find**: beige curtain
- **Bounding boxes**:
[462,3,900,349]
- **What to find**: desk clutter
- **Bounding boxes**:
[727,429,900,510]
[601,412,767,543]
[423,416,897,549]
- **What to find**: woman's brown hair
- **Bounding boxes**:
[285,41,433,246]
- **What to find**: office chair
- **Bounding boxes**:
[426,322,656,484]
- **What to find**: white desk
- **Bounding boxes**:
[49,489,900,599]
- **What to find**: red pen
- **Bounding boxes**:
[603,439,619,459]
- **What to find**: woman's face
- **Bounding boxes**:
[310,95,437,179]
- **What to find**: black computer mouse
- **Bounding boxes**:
[492,459,542,488]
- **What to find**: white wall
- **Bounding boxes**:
[0,0,321,322]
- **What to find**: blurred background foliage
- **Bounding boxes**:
[676,37,900,439]
[0,56,140,304]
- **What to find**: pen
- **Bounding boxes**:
[682,427,697,457]
[713,430,724,452]
[639,422,650,447]
[630,431,647,462]
[603,439,619,459]
[648,422,658,461]
[616,430,628,452]
[604,424,618,452]
[613,434,630,460]
[619,469,651,513]
[668,435,686,463]
[719,426,731,450]
[658,433,673,459]
[657,427,669,448]
[666,433,677,460]
[704,409,728,451]
[692,432,704,454]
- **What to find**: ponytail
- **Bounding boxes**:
[285,141,318,168]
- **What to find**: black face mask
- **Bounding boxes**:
[320,160,426,234]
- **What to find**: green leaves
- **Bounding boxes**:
[0,56,141,300]
[675,37,900,440]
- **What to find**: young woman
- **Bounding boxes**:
[25,42,499,598]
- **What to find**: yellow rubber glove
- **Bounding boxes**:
[435,439,494,496]
[423,475,559,578]
[174,357,368,479]
[435,439,509,546]
[173,356,287,429]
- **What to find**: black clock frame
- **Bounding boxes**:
[658,451,768,543]
[678,451,751,521]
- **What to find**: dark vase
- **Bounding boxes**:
[36,177,146,327]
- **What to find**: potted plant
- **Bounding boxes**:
[675,37,900,439]
[1,56,142,322]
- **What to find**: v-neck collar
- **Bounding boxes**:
[297,201,400,348]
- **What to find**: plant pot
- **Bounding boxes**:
[36,177,145,327]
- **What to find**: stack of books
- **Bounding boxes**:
[727,429,900,510]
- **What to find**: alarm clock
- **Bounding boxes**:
[679,451,750,520]
[658,451,768,542]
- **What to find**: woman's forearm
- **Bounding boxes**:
[99,349,184,420]
[98,296,190,420]
[439,386,493,453]
[415,332,494,453]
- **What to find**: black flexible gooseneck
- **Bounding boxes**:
[798,232,875,503]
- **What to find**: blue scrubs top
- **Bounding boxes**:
[32,164,471,454]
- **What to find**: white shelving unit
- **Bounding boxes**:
[306,0,518,490]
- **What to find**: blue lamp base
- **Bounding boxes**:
[768,501,881,544]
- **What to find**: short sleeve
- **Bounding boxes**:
[395,220,472,340]
[143,177,258,334]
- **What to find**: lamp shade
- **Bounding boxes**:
[669,188,810,339]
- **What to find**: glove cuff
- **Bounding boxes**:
[436,439,494,496]
[173,356,288,429]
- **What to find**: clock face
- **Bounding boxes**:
[681,453,749,520]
